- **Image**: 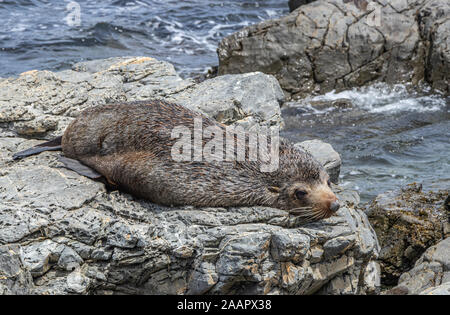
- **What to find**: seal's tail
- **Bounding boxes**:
[12,136,62,160]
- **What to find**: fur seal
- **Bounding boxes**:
[13,100,339,222]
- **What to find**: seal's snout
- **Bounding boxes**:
[311,184,340,218]
[330,201,340,213]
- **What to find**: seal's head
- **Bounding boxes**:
[275,173,339,221]
[268,144,340,222]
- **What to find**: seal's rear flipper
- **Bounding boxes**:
[13,136,62,160]
[58,156,103,179]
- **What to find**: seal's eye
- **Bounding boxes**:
[295,190,307,199]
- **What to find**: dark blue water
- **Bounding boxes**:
[0,0,287,78]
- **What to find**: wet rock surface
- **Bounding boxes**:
[218,0,450,97]
[366,183,449,286]
[0,56,380,294]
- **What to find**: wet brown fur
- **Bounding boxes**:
[62,100,338,221]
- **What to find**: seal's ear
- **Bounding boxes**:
[268,186,280,193]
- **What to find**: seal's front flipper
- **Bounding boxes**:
[58,156,102,179]
[13,136,62,160]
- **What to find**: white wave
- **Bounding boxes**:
[265,9,278,17]
[160,18,251,53]
[10,23,27,32]
[310,83,447,114]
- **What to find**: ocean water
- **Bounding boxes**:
[0,1,448,202]
[281,84,450,202]
[0,0,287,78]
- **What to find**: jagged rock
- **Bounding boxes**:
[418,1,450,94]
[385,237,450,295]
[0,245,34,295]
[0,56,283,139]
[419,282,450,295]
[366,183,448,285]
[218,0,450,97]
[168,72,284,131]
[0,56,379,295]
[0,147,379,294]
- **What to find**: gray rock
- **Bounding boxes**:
[58,247,84,271]
[0,245,34,295]
[169,72,284,132]
[187,262,218,294]
[295,139,341,183]
[387,238,450,295]
[317,259,380,295]
[22,240,65,277]
[218,0,450,97]
[366,183,448,285]
[419,282,450,295]
[270,230,310,263]
[91,248,113,261]
[0,56,284,140]
[66,269,90,294]
[363,261,381,295]
[418,1,450,94]
[0,56,379,295]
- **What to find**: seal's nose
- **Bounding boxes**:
[330,201,340,212]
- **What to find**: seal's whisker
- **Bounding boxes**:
[309,209,327,221]
[289,211,313,217]
[288,209,315,217]
[288,206,331,223]
[308,212,322,221]
[292,205,334,223]
[288,206,313,214]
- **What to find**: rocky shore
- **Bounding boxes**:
[218,0,449,98]
[0,0,448,295]
[215,0,449,294]
[0,57,380,295]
